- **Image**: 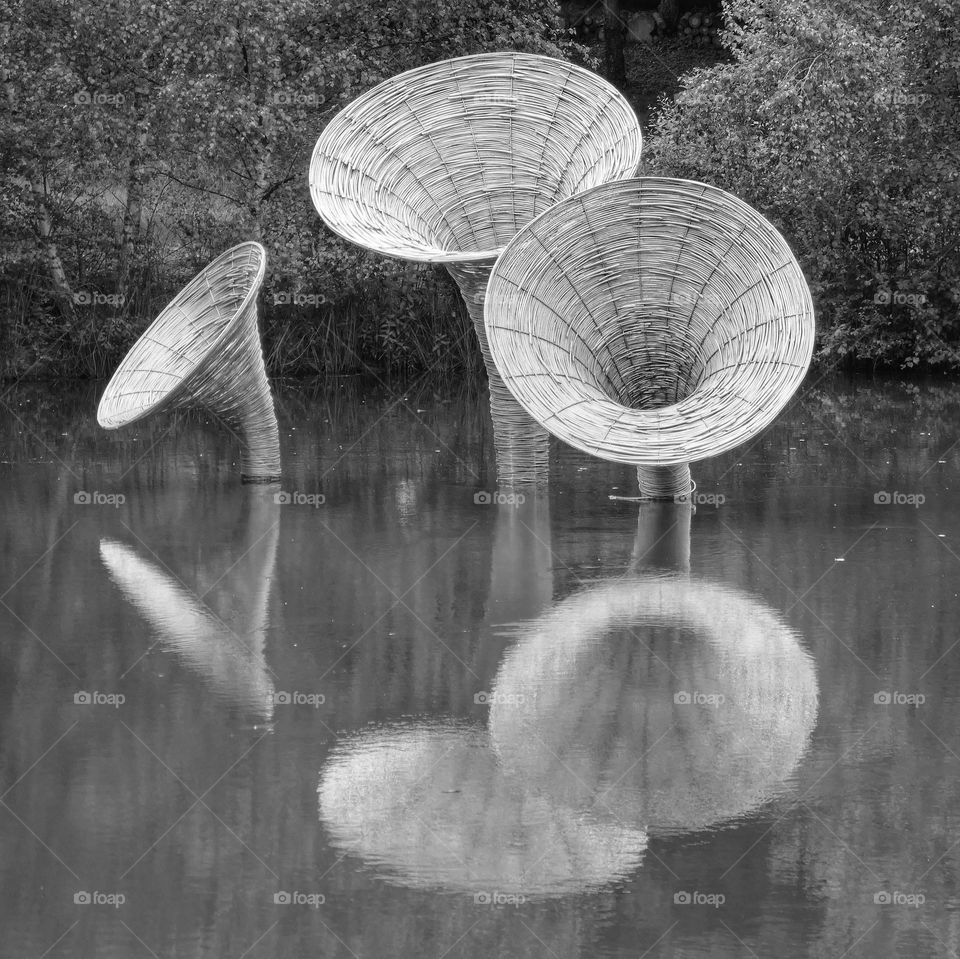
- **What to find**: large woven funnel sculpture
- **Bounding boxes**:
[309,53,642,485]
[484,177,815,498]
[97,242,281,480]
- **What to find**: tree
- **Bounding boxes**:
[604,0,627,90]
[0,0,579,376]
[644,0,960,370]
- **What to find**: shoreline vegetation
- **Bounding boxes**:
[2,0,957,382]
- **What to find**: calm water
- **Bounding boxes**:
[2,374,960,958]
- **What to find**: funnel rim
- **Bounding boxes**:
[309,52,642,263]
[97,241,267,429]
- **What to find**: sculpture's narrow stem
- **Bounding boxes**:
[446,262,549,487]
[234,390,282,482]
[190,302,282,481]
[636,464,692,501]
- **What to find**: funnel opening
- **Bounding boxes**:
[595,313,710,412]
[484,177,816,466]
[309,53,643,263]
[97,242,266,429]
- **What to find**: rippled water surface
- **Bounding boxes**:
[2,375,960,958]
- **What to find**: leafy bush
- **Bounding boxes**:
[643,0,960,371]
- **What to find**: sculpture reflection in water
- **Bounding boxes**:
[316,484,595,898]
[318,502,818,896]
[99,484,280,721]
[490,503,819,837]
[318,721,647,897]
[485,490,552,628]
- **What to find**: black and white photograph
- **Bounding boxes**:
[1,0,958,956]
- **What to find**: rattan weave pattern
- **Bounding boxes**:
[309,52,642,485]
[309,53,643,263]
[484,177,815,473]
[447,260,550,483]
[97,242,281,480]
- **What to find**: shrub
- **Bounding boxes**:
[643,0,960,371]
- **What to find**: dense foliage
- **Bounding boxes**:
[3,0,958,378]
[644,0,960,370]
[0,0,577,378]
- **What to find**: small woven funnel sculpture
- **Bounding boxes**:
[484,178,815,498]
[97,242,280,481]
[309,52,642,486]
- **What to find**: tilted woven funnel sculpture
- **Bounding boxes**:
[97,242,281,480]
[484,177,815,498]
[309,52,642,485]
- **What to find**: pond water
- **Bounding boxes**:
[2,373,960,958]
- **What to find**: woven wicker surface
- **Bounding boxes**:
[309,52,643,263]
[484,177,815,469]
[97,242,280,479]
[309,52,642,486]
[448,260,550,484]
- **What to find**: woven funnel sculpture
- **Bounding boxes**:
[97,242,281,480]
[309,52,642,486]
[484,177,815,498]
[318,720,647,897]
[489,574,819,836]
